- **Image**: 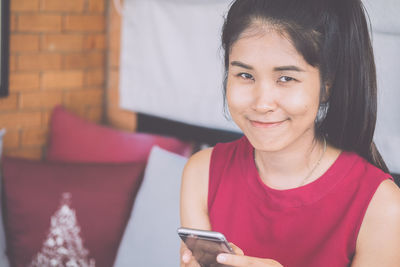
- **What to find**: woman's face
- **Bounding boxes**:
[226,28,321,152]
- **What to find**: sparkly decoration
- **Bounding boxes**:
[29,193,95,267]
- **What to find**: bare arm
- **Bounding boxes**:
[180,148,213,266]
[352,180,400,267]
[180,147,213,229]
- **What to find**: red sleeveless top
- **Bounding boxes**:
[208,137,391,267]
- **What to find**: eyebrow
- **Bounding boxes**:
[230,61,253,70]
[273,65,305,72]
[230,61,305,72]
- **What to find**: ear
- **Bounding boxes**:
[321,81,331,102]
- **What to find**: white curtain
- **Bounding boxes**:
[364,0,400,173]
[119,0,238,132]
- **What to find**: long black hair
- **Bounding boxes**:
[221,0,389,173]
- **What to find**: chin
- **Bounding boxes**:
[245,132,288,152]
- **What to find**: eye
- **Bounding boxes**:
[278,76,295,83]
[237,73,254,80]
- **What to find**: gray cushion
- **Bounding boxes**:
[114,146,188,267]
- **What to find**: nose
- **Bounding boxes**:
[251,81,278,113]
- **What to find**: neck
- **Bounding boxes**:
[254,133,326,189]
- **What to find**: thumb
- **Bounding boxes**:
[229,242,244,255]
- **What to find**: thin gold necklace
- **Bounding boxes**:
[299,137,327,186]
[254,138,327,187]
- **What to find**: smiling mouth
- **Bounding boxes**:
[249,119,287,128]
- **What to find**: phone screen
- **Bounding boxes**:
[178,229,233,267]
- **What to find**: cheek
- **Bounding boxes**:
[226,83,253,113]
[281,89,319,119]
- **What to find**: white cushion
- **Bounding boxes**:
[114,146,188,267]
[0,128,10,267]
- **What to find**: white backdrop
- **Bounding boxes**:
[364,0,400,173]
[119,0,237,131]
[119,0,400,172]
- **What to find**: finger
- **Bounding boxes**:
[217,253,250,266]
[229,242,244,255]
[179,242,191,263]
[217,253,282,267]
[181,248,192,263]
[180,248,201,267]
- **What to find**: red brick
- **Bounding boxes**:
[64,15,105,32]
[0,111,42,129]
[108,20,121,66]
[9,72,40,92]
[2,130,20,149]
[10,34,40,52]
[11,0,40,11]
[88,0,105,13]
[9,56,17,72]
[108,69,119,88]
[106,107,137,132]
[63,88,104,107]
[20,91,63,109]
[18,14,62,32]
[41,110,52,127]
[18,53,62,71]
[41,0,84,12]
[85,106,103,123]
[61,105,86,118]
[41,34,84,52]
[85,69,104,86]
[42,71,84,89]
[109,50,120,68]
[84,34,106,51]
[10,15,17,32]
[4,147,43,160]
[21,127,48,146]
[110,0,122,29]
[106,69,119,108]
[109,28,120,51]
[0,94,19,110]
[63,52,105,69]
[109,8,121,50]
[107,85,119,109]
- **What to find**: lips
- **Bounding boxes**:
[249,119,287,128]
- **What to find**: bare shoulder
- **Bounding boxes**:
[366,179,400,220]
[353,179,400,266]
[180,148,213,229]
[377,179,400,203]
[183,147,213,178]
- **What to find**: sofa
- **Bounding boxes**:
[1,106,398,267]
[0,106,193,267]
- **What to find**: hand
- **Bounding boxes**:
[216,243,284,267]
[180,243,200,267]
[181,240,233,267]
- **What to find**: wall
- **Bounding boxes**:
[0,0,107,160]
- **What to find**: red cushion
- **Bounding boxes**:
[2,157,146,267]
[46,106,192,163]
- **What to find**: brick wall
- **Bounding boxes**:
[0,0,107,160]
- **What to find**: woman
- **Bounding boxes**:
[180,0,400,266]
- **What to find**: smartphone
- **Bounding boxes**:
[177,227,234,267]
